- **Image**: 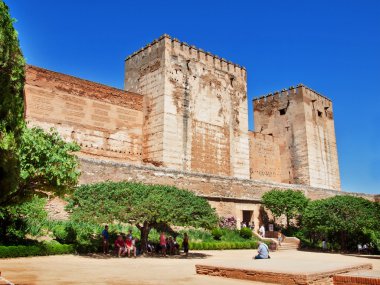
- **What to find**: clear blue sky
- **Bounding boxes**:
[6,0,380,194]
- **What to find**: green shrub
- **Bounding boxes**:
[0,241,75,258]
[240,227,253,239]
[188,241,258,250]
[211,228,223,240]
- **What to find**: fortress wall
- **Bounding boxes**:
[79,158,375,221]
[25,66,144,162]
[302,87,340,190]
[124,39,167,166]
[124,35,250,178]
[166,37,249,178]
[253,86,309,185]
[249,132,282,183]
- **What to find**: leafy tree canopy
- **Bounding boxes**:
[303,195,380,249]
[0,0,26,197]
[67,181,219,252]
[0,127,80,206]
[262,189,309,227]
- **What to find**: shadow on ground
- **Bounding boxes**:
[345,254,380,260]
[299,249,380,260]
[79,252,210,260]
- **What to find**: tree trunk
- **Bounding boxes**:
[286,213,290,228]
[138,221,151,253]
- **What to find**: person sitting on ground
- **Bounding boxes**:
[173,237,180,255]
[160,232,167,257]
[101,225,109,254]
[125,235,136,257]
[183,233,189,257]
[114,235,125,257]
[254,241,270,259]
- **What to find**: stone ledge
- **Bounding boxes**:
[333,270,380,284]
[195,263,372,285]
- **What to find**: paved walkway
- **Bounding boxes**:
[0,250,379,284]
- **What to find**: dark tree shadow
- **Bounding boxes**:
[79,252,210,260]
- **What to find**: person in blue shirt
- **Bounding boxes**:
[102,225,109,254]
[254,241,270,259]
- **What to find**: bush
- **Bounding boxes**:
[211,228,223,240]
[189,240,259,250]
[0,241,75,258]
[240,227,253,239]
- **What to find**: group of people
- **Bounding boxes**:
[101,225,190,257]
[158,232,189,257]
[102,226,139,257]
[114,232,138,257]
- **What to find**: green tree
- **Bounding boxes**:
[303,195,380,250]
[67,181,219,252]
[0,1,80,207]
[0,127,80,206]
[262,189,309,227]
[0,0,26,199]
[0,127,80,243]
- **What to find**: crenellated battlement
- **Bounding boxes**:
[125,34,246,75]
[253,84,332,104]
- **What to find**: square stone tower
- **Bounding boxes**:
[125,35,250,178]
[253,85,340,190]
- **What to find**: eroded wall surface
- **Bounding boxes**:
[303,88,340,189]
[25,65,144,162]
[125,35,250,178]
[253,85,340,190]
[124,40,166,166]
[253,86,309,185]
[249,132,282,182]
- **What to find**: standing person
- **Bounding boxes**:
[101,225,109,254]
[114,235,125,257]
[278,231,283,246]
[159,232,167,257]
[254,241,270,259]
[127,229,133,240]
[183,233,189,257]
[259,225,266,238]
[322,239,327,251]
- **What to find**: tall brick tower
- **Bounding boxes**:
[253,85,340,190]
[124,34,250,178]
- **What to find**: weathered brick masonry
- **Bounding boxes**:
[23,34,375,227]
[25,65,144,162]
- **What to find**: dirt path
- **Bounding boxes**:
[0,250,379,285]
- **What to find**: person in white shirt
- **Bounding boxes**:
[259,225,265,238]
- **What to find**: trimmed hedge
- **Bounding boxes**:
[189,240,259,250]
[0,242,75,258]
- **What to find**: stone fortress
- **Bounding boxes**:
[24,34,376,228]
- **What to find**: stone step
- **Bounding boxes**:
[278,243,299,250]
